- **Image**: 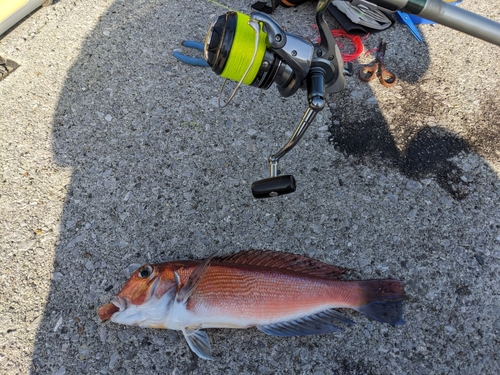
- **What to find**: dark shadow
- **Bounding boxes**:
[327,29,500,201]
[329,117,473,199]
[402,127,471,200]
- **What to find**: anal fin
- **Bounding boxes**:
[257,309,354,337]
[182,326,213,360]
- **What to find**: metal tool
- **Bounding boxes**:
[395,10,423,42]
[359,40,397,87]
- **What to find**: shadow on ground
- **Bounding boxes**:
[30,1,500,374]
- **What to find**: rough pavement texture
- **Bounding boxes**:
[1,0,499,374]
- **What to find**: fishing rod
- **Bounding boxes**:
[202,0,500,198]
[369,0,500,46]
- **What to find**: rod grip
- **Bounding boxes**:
[419,0,500,46]
[380,0,500,46]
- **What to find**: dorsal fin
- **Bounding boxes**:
[212,250,346,279]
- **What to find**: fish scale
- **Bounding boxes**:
[188,265,362,320]
[98,250,406,360]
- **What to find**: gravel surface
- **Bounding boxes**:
[1,0,499,374]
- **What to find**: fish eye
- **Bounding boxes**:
[137,265,153,279]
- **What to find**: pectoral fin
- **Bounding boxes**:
[182,326,213,360]
[177,254,215,303]
[257,309,354,337]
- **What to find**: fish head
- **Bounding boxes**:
[98,262,179,328]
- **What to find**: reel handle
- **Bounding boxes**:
[251,68,326,199]
[268,67,326,176]
[251,0,346,198]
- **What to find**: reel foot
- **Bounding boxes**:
[251,175,296,199]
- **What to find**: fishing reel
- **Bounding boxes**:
[204,0,351,198]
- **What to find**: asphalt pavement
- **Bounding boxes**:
[1,0,499,374]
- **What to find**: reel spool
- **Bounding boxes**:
[204,12,267,87]
[204,11,315,100]
[204,0,350,198]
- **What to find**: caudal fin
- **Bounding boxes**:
[356,279,406,325]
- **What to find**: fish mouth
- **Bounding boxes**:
[97,297,127,322]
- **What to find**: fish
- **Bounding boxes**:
[98,250,405,359]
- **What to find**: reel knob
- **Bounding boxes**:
[251,175,296,199]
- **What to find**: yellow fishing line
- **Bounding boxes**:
[220,13,267,85]
[205,0,234,11]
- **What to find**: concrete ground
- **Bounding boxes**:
[1,0,499,374]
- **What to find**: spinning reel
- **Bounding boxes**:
[203,0,500,198]
[204,0,351,198]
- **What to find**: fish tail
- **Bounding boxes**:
[356,279,406,325]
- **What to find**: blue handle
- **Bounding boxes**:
[173,40,209,67]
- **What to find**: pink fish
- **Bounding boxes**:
[98,250,405,359]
